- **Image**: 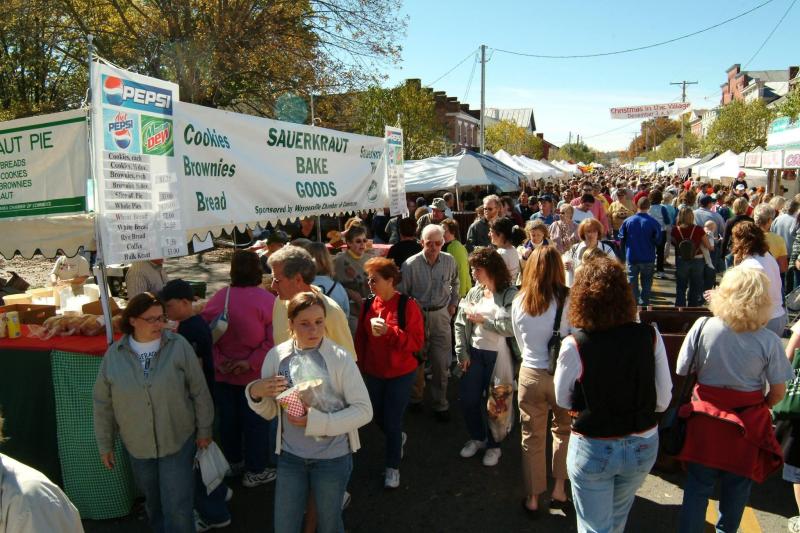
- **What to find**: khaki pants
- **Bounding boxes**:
[518,367,571,496]
[410,307,452,411]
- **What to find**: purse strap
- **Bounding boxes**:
[676,317,709,404]
[223,286,231,318]
[551,294,565,338]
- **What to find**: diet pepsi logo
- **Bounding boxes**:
[109,113,134,150]
[102,75,173,115]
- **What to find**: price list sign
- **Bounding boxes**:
[92,63,187,263]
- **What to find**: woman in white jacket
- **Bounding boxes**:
[246,292,372,533]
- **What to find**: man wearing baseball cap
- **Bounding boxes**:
[733,170,748,191]
[416,197,448,238]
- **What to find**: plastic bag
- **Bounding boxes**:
[487,340,515,443]
[288,353,345,414]
[196,442,229,495]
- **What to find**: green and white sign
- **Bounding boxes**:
[0,109,88,219]
[175,102,387,233]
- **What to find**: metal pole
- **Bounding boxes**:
[86,35,114,346]
[480,44,486,154]
[310,93,315,126]
[671,80,698,157]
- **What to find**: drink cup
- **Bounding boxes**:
[370,317,386,336]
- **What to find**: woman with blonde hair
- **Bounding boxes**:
[306,242,350,316]
[518,219,550,268]
[549,204,579,254]
[676,267,792,533]
[512,246,572,516]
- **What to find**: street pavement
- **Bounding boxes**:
[82,262,797,532]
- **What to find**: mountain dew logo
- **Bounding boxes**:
[141,116,173,156]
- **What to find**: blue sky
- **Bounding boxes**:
[384,0,799,152]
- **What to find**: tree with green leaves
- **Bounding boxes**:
[776,87,800,121]
[554,142,597,164]
[625,117,680,160]
[0,0,406,119]
[645,132,700,161]
[702,99,775,154]
[347,81,447,160]
[485,120,543,159]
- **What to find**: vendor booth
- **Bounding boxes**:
[403,151,521,193]
[0,58,400,520]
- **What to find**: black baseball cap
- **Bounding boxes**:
[159,279,194,302]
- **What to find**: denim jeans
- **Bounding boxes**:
[675,257,705,307]
[274,451,353,533]
[656,231,666,272]
[195,467,230,525]
[216,382,272,473]
[678,462,753,533]
[365,370,416,469]
[460,347,500,449]
[567,432,658,533]
[626,262,654,306]
[128,435,195,533]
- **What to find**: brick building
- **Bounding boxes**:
[721,64,798,106]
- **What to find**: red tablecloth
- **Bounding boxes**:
[0,325,119,356]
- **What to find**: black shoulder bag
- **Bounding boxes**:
[658,317,708,456]
[546,294,566,376]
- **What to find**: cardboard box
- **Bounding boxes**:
[0,304,57,325]
[82,298,121,316]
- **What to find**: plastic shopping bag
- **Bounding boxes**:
[288,353,345,413]
[196,442,229,495]
[487,340,515,443]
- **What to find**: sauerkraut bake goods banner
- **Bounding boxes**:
[0,110,88,219]
[174,102,387,234]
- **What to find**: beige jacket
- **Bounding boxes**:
[0,454,84,533]
[246,338,372,455]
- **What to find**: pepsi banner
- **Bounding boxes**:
[0,109,88,219]
[91,62,186,263]
[173,102,388,236]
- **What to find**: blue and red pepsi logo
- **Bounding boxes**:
[102,75,173,115]
[108,112,134,150]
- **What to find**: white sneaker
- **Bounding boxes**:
[241,467,276,488]
[401,432,407,459]
[384,468,400,489]
[195,510,232,532]
[482,448,502,467]
[789,516,800,533]
[225,487,233,502]
[459,440,486,458]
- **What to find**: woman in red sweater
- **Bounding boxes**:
[355,257,424,489]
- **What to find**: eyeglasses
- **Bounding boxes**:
[137,314,167,324]
[351,239,368,244]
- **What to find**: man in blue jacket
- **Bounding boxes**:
[619,197,661,306]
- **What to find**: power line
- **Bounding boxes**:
[425,47,479,87]
[744,0,797,67]
[491,0,774,59]
[462,52,479,102]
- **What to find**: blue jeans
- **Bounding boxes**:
[195,468,230,525]
[675,257,704,307]
[460,347,501,448]
[365,370,416,469]
[216,381,273,473]
[128,435,195,533]
[274,451,353,533]
[567,432,658,533]
[678,462,753,533]
[626,262,654,306]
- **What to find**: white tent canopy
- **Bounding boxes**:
[538,159,569,180]
[706,159,768,184]
[493,150,545,179]
[692,150,736,176]
[674,157,700,170]
[404,152,520,193]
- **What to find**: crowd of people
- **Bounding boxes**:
[7,167,800,533]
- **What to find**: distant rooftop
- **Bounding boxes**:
[484,108,536,132]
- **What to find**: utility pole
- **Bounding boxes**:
[568,131,572,145]
[670,80,698,157]
[480,44,486,153]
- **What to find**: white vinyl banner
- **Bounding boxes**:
[91,62,185,263]
[174,102,387,233]
[0,110,88,219]
[385,126,407,217]
[610,102,691,120]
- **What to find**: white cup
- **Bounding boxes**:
[370,317,386,336]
